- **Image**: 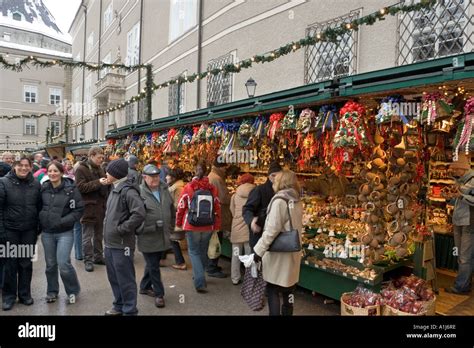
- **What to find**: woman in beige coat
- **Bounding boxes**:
[230,174,255,285]
[254,169,303,316]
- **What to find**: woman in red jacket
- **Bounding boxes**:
[175,161,221,293]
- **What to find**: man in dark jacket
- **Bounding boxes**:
[0,157,41,310]
[0,152,14,178]
[243,162,282,250]
[75,146,110,272]
[137,164,175,308]
[103,159,146,316]
[127,155,140,184]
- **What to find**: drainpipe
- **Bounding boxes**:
[95,0,103,139]
[137,0,144,121]
[80,2,87,140]
[196,0,203,109]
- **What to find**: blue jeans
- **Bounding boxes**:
[105,247,137,315]
[73,222,83,260]
[171,240,185,265]
[41,231,81,297]
[453,225,474,292]
[186,231,212,289]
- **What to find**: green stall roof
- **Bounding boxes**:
[107,52,474,139]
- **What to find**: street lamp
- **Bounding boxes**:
[245,77,257,98]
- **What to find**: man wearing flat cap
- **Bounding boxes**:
[446,153,474,295]
[103,158,146,316]
[136,164,175,308]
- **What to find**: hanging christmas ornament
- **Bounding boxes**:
[267,112,284,140]
[453,97,474,161]
[296,108,316,134]
[281,105,297,130]
[318,104,338,133]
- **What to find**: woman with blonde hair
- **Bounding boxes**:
[253,169,303,316]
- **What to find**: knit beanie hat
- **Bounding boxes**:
[237,173,255,186]
[107,159,129,180]
[268,161,283,175]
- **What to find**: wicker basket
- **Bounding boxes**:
[340,293,381,316]
[424,296,437,316]
[382,295,436,316]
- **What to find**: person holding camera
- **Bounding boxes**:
[137,164,175,308]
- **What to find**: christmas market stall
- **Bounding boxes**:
[106,52,474,315]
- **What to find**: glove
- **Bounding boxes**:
[253,253,262,263]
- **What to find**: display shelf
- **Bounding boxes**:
[428,196,446,202]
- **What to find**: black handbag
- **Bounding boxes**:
[268,198,301,252]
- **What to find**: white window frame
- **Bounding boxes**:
[50,120,61,137]
[100,52,112,79]
[24,85,38,103]
[24,119,37,135]
[104,2,114,31]
[169,0,198,42]
[126,22,140,66]
[408,0,471,63]
[87,32,95,55]
[49,87,62,105]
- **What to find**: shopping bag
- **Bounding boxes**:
[207,231,221,259]
[240,265,266,311]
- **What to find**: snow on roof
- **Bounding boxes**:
[0,40,72,58]
[0,0,71,44]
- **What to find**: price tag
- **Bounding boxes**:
[364,279,370,284]
[322,266,327,270]
[315,264,319,268]
[343,151,349,162]
[308,244,314,250]
[352,276,358,280]
[397,198,404,209]
[342,272,348,277]
[305,260,309,265]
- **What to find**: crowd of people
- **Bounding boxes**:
[0,147,305,316]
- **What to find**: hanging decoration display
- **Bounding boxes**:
[453,97,474,161]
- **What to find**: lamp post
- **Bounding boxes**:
[245,77,257,98]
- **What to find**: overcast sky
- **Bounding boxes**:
[43,0,82,34]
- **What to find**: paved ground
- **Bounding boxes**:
[0,243,340,316]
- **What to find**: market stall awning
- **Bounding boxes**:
[107,52,474,139]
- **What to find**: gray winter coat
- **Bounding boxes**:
[137,181,175,253]
[103,178,146,250]
[39,177,84,234]
[453,170,474,227]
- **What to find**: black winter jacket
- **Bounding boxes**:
[242,179,275,248]
[0,171,41,236]
[39,178,85,234]
[104,178,146,250]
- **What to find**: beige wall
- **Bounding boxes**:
[69,0,473,140]
[0,49,71,152]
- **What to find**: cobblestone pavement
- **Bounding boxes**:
[0,243,340,316]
